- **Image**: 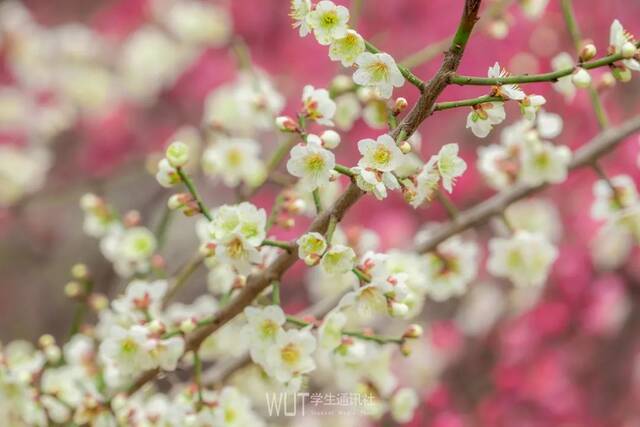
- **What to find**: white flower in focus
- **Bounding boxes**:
[321,244,356,275]
[265,328,317,383]
[466,102,506,138]
[290,0,312,37]
[519,140,571,185]
[302,85,336,126]
[243,305,286,364]
[487,231,558,287]
[329,30,365,66]
[610,20,640,72]
[353,52,405,99]
[149,336,185,371]
[551,52,576,102]
[358,134,405,172]
[215,234,261,275]
[209,202,267,246]
[520,94,546,122]
[286,139,336,191]
[318,310,347,351]
[488,62,525,100]
[390,388,419,423]
[434,143,467,193]
[307,0,350,45]
[297,232,328,265]
[406,158,440,208]
[353,166,400,200]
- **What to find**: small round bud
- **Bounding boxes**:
[572,68,592,88]
[621,41,637,59]
[180,318,197,334]
[65,281,82,298]
[400,341,412,357]
[399,141,412,154]
[306,133,322,145]
[45,345,61,363]
[600,71,616,88]
[38,334,55,348]
[88,293,109,311]
[356,87,375,102]
[320,130,341,149]
[331,74,353,93]
[287,198,306,215]
[199,242,216,257]
[280,217,295,229]
[166,141,189,168]
[579,43,597,61]
[148,319,165,334]
[168,194,184,210]
[151,254,166,270]
[123,210,141,228]
[80,193,100,210]
[403,324,423,339]
[71,263,89,280]
[487,19,509,40]
[612,65,632,83]
[393,97,408,115]
[390,302,409,317]
[275,116,298,132]
[111,394,128,411]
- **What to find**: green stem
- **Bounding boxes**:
[449,49,636,86]
[261,239,294,252]
[154,207,173,251]
[163,253,204,305]
[312,189,322,214]
[176,168,212,221]
[364,41,426,91]
[271,281,280,305]
[193,351,203,407]
[334,164,355,177]
[352,267,371,283]
[435,190,460,219]
[326,215,338,243]
[435,95,504,111]
[285,316,404,345]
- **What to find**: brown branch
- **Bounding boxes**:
[124,0,484,396]
[415,115,640,254]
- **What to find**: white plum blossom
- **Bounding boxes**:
[358,134,405,172]
[156,158,180,188]
[334,92,362,130]
[320,244,357,275]
[286,138,336,191]
[488,62,525,100]
[202,138,265,187]
[610,20,640,72]
[302,85,336,126]
[243,305,286,364]
[537,109,563,139]
[390,388,419,423]
[354,166,400,200]
[353,52,405,99]
[265,327,317,383]
[161,0,231,46]
[520,94,546,122]
[119,227,157,262]
[466,101,506,138]
[405,158,440,208]
[329,29,365,66]
[297,232,328,265]
[318,310,347,350]
[487,230,558,287]
[209,202,267,246]
[215,234,261,275]
[149,336,185,371]
[289,0,312,37]
[422,236,479,301]
[112,279,168,320]
[307,0,350,45]
[505,198,562,242]
[99,325,155,376]
[433,143,467,193]
[519,140,572,185]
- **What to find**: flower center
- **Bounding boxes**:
[260,320,278,340]
[281,343,301,365]
[121,338,138,355]
[367,61,390,82]
[372,146,391,166]
[227,238,245,259]
[226,149,243,167]
[321,11,338,28]
[304,153,325,173]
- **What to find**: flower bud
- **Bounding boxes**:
[356,87,375,102]
[320,130,341,149]
[579,43,597,61]
[287,198,306,215]
[400,341,412,357]
[45,345,61,363]
[488,19,509,40]
[65,281,82,298]
[572,68,592,88]
[390,301,409,317]
[403,324,423,339]
[306,133,322,145]
[168,194,186,210]
[275,115,298,132]
[622,41,637,59]
[393,97,408,115]
[148,319,165,334]
[166,141,189,168]
[612,65,632,83]
[88,293,109,311]
[71,263,89,280]
[199,242,216,257]
[331,74,353,94]
[38,334,55,348]
[123,210,141,228]
[399,141,412,154]
[80,193,100,210]
[599,72,616,89]
[180,318,197,333]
